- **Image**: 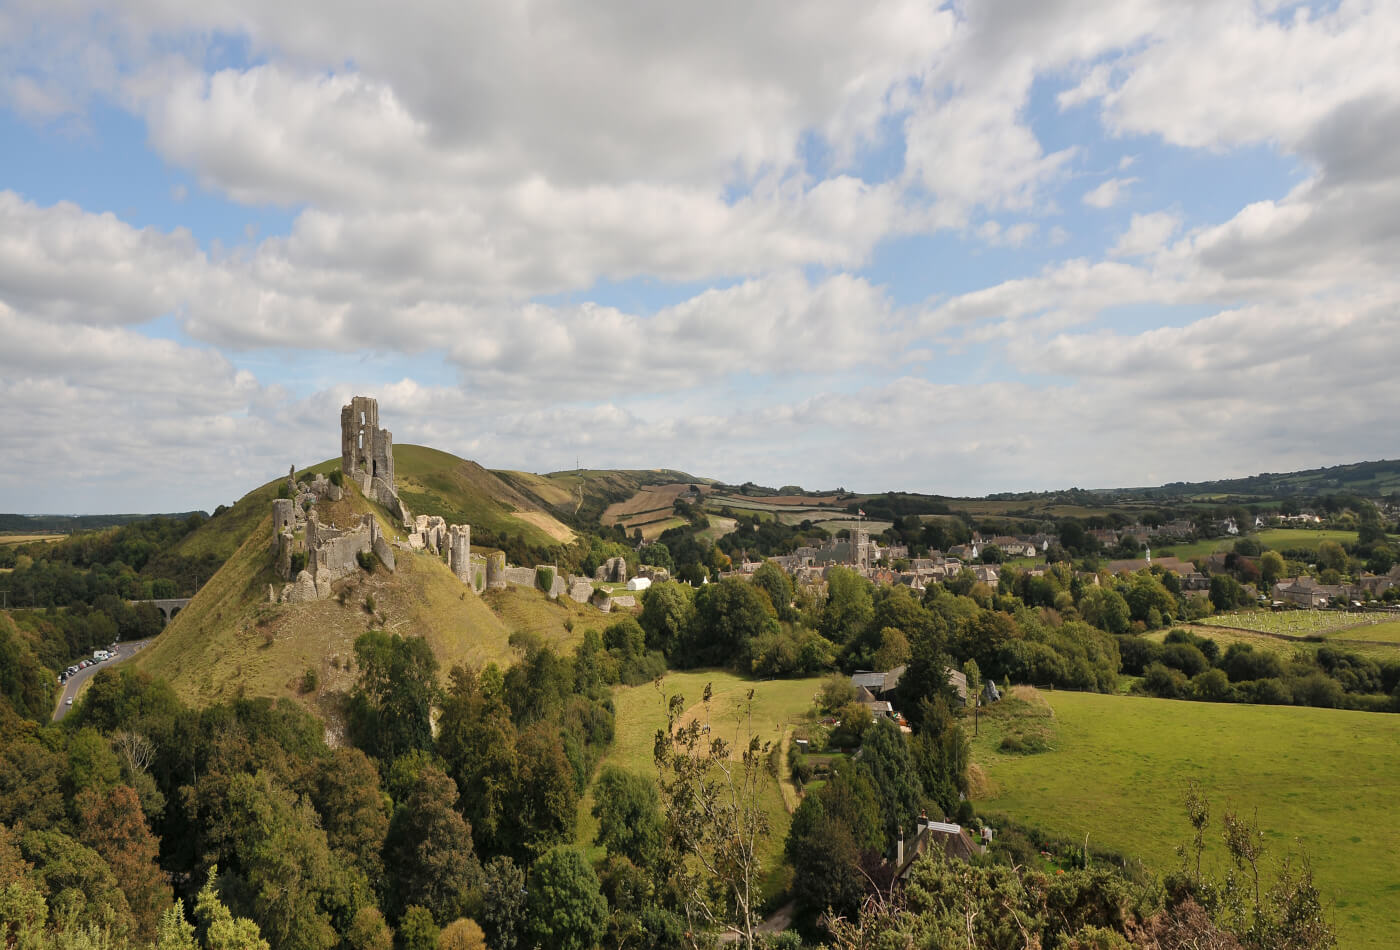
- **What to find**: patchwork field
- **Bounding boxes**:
[971,689,1400,949]
[0,534,65,546]
[575,671,823,898]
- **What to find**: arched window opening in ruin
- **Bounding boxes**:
[358,432,363,450]
[360,411,365,425]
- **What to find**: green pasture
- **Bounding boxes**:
[1155,528,1360,562]
[1327,620,1400,645]
[972,690,1400,949]
[575,670,823,898]
[1170,623,1400,663]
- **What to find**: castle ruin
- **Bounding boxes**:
[266,394,595,608]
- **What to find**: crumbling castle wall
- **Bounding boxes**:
[486,552,507,589]
[272,498,297,536]
[594,556,628,583]
[446,525,471,581]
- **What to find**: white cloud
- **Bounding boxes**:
[1110,211,1181,257]
[1082,177,1137,208]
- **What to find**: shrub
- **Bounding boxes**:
[300,667,319,694]
[536,566,556,593]
[328,469,343,487]
[357,550,377,572]
[289,552,307,576]
[363,594,376,614]
[1139,662,1187,699]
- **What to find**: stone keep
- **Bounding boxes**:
[341,396,395,488]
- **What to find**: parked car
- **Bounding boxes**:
[65,698,73,706]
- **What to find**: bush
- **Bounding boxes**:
[300,667,319,694]
[536,565,556,593]
[1139,662,1187,699]
[363,594,376,614]
[289,552,307,576]
[357,550,377,572]
[328,469,343,487]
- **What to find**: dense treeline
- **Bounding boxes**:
[0,513,221,604]
[0,616,654,950]
[1123,628,1400,711]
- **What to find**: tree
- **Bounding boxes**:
[481,856,527,950]
[820,568,874,646]
[872,628,911,672]
[195,868,271,950]
[525,847,607,950]
[857,719,923,844]
[75,784,172,942]
[344,907,392,950]
[1077,586,1130,634]
[508,723,579,860]
[1259,551,1286,590]
[751,562,794,620]
[439,918,488,950]
[305,747,389,891]
[437,665,519,854]
[1316,541,1348,575]
[591,766,662,868]
[348,632,438,762]
[962,660,982,737]
[398,906,440,950]
[382,763,482,923]
[654,684,772,950]
[638,582,694,656]
[217,771,342,950]
[682,578,777,667]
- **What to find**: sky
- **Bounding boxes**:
[2,1,1399,514]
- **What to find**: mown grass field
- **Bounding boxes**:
[575,671,823,899]
[971,690,1400,949]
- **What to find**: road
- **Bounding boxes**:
[52,638,152,722]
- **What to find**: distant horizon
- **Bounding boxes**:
[3,448,1393,518]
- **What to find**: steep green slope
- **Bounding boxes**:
[394,445,576,547]
[135,467,591,710]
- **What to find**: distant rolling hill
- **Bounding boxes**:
[1108,458,1400,501]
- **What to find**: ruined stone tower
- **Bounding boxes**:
[341,396,395,490]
